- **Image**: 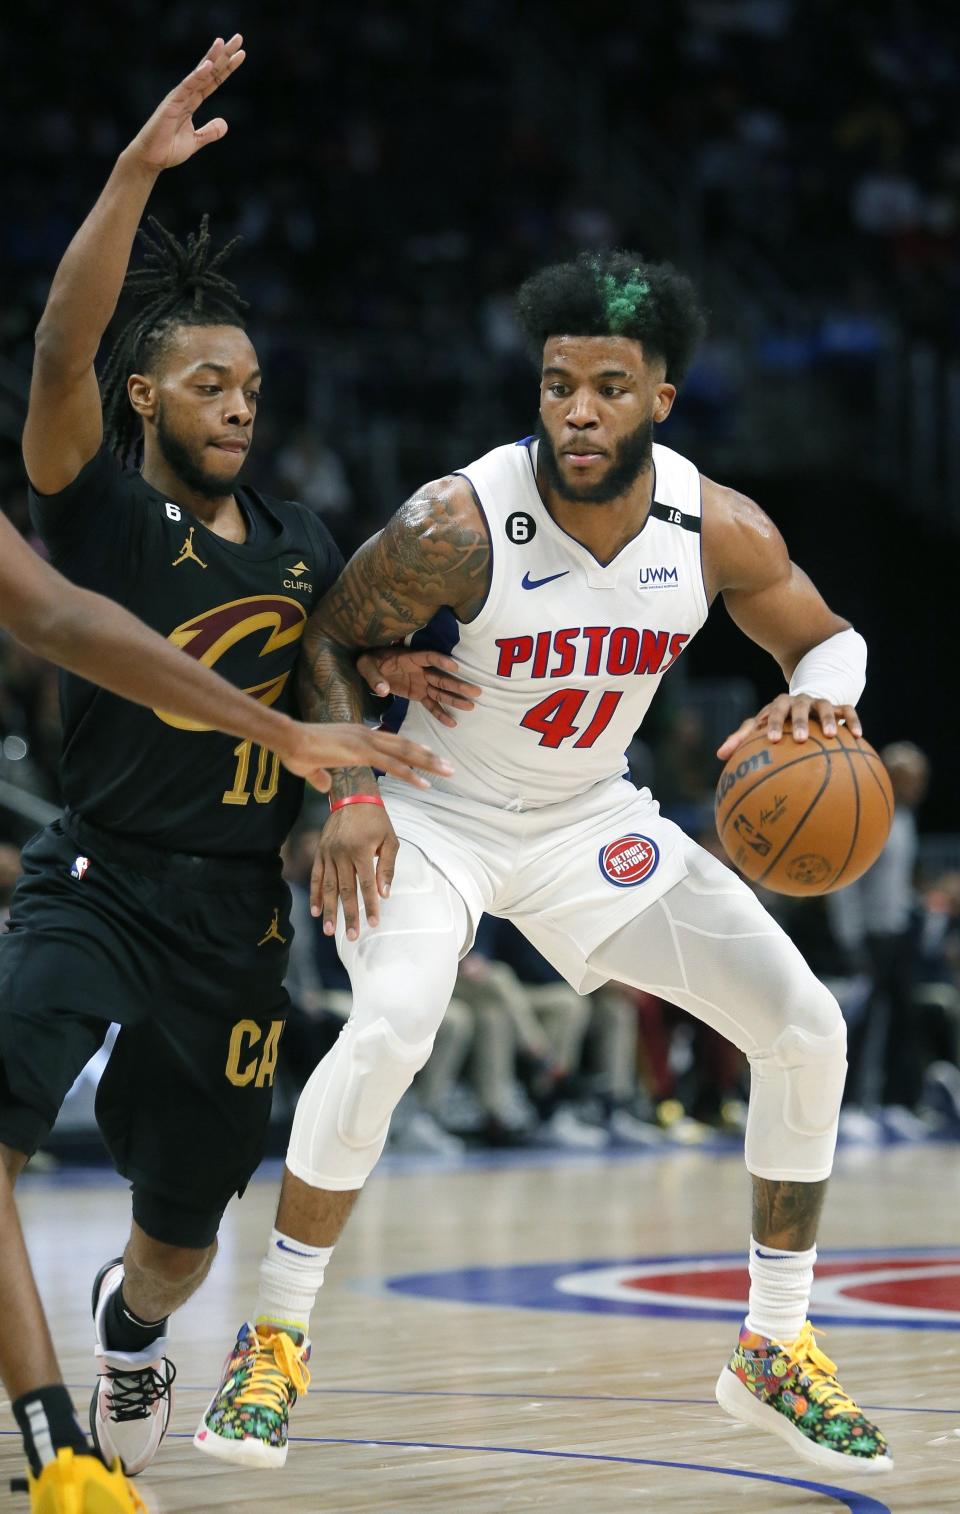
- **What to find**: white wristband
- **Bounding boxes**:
[788,627,867,707]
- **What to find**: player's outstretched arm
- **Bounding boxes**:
[0,513,449,795]
[701,479,866,759]
[23,35,245,495]
[299,475,490,937]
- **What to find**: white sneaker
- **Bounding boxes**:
[607,1108,665,1147]
[390,1109,465,1156]
[90,1259,176,1475]
[881,1105,932,1142]
[837,1107,885,1144]
[540,1106,609,1150]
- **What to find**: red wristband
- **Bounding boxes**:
[329,794,386,812]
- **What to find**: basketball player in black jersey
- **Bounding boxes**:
[0,34,472,1496]
[0,513,448,1514]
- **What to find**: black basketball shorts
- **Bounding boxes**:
[0,815,293,1247]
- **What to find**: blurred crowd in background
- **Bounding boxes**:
[3,0,960,1159]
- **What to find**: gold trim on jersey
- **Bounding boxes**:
[153,594,307,731]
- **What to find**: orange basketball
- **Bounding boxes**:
[714,724,893,896]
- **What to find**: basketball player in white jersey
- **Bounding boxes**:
[197,252,890,1475]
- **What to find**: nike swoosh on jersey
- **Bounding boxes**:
[521,570,570,590]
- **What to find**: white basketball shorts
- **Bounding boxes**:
[379,774,695,993]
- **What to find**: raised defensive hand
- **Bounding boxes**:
[717,694,862,761]
[276,721,454,794]
[357,648,482,728]
[127,34,246,171]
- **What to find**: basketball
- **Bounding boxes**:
[714,724,893,895]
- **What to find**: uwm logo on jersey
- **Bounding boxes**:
[153,595,307,731]
[495,625,690,681]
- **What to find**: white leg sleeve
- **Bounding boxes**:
[588,846,847,1182]
[286,845,468,1190]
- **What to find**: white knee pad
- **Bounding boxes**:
[338,1017,435,1150]
[285,844,468,1190]
[745,1012,847,1183]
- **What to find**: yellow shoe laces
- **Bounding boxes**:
[786,1322,859,1418]
[235,1328,311,1413]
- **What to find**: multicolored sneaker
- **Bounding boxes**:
[193,1322,311,1468]
[11,1447,147,1513]
[716,1321,893,1472]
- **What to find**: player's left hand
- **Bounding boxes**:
[717,695,862,761]
[357,648,482,728]
[277,721,454,792]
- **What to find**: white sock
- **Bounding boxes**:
[744,1235,816,1343]
[255,1228,334,1341]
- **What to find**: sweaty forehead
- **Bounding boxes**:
[542,333,655,379]
[161,323,260,379]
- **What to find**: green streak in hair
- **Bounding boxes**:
[598,267,650,333]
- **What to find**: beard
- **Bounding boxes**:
[536,414,654,504]
[155,405,244,500]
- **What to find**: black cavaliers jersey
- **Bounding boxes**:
[28,447,343,856]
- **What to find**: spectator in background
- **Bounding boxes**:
[652,707,717,834]
[0,846,21,925]
[829,741,930,1135]
[915,871,960,1131]
[276,427,353,521]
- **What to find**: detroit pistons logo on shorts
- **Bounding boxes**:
[598,833,659,888]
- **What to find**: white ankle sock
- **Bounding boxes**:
[744,1234,816,1343]
[255,1228,334,1341]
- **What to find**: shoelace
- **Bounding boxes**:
[786,1323,859,1418]
[103,1358,177,1422]
[235,1329,311,1413]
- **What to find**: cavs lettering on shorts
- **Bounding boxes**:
[598,834,660,888]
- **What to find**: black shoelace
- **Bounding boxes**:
[102,1358,177,1422]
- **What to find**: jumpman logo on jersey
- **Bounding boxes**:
[172,527,208,570]
[257,908,288,946]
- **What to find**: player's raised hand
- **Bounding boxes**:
[357,648,482,728]
[126,34,246,171]
[717,694,862,761]
[276,720,454,793]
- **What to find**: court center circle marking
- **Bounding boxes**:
[387,1247,960,1330]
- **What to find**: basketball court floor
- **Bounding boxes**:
[2,1139,958,1512]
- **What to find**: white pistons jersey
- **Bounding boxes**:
[386,436,709,809]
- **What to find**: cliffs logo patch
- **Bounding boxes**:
[386,1248,960,1331]
[598,834,659,888]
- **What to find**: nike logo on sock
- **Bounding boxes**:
[276,1239,315,1258]
[753,1247,795,1260]
[521,570,569,590]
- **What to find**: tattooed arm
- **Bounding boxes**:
[299,475,491,938]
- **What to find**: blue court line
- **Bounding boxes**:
[53,1383,960,1415]
[0,1428,907,1511]
[176,1432,896,1513]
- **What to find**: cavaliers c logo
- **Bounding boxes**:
[154,595,307,731]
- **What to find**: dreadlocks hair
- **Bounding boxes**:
[515,250,707,386]
[101,215,249,465]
